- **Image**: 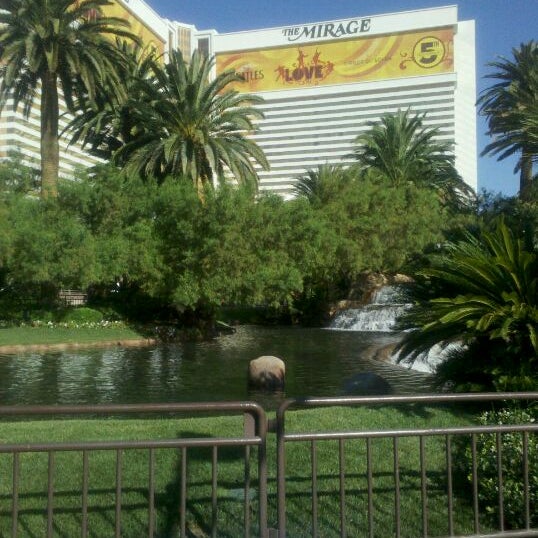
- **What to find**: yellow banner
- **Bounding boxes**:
[103,1,165,55]
[216,28,453,93]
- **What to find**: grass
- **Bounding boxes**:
[0,325,147,347]
[0,404,503,538]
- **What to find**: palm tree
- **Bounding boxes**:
[116,49,269,194]
[396,220,538,390]
[67,41,159,160]
[0,0,137,197]
[293,163,350,204]
[478,41,538,200]
[351,109,474,208]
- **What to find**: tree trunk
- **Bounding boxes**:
[40,71,60,198]
[519,151,534,201]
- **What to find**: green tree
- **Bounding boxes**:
[351,110,474,209]
[397,220,538,390]
[150,182,333,325]
[58,165,164,293]
[478,190,538,251]
[478,41,538,200]
[0,151,40,195]
[292,172,449,313]
[3,195,98,290]
[0,0,137,197]
[116,50,269,194]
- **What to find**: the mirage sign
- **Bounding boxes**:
[282,18,372,42]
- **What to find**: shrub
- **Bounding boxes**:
[59,307,104,324]
[456,407,538,529]
[396,220,538,391]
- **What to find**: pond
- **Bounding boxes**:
[0,325,432,408]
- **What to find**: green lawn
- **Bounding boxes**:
[0,325,147,347]
[0,404,499,538]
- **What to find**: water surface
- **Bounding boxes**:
[0,325,431,408]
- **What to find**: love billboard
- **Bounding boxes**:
[216,27,453,93]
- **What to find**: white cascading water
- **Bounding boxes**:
[329,286,411,332]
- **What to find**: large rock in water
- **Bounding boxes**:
[344,372,392,395]
[248,356,285,389]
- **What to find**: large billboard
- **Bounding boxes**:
[216,28,453,93]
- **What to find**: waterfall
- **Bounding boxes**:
[329,286,410,332]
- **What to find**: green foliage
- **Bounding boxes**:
[3,195,97,288]
[0,157,455,328]
[0,151,40,195]
[479,191,538,250]
[397,220,538,390]
[57,165,163,292]
[290,170,449,322]
[59,307,103,324]
[455,406,538,529]
[311,173,448,276]
[152,182,333,315]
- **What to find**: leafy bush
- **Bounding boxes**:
[456,407,538,529]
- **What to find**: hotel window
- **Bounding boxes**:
[197,37,209,56]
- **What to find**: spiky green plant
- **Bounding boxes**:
[397,220,538,390]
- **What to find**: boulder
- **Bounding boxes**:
[392,273,414,284]
[372,343,398,363]
[248,356,285,389]
[344,372,392,395]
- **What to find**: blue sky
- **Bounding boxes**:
[151,0,537,196]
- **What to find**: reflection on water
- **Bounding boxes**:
[0,326,432,408]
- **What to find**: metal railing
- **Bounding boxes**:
[1,394,537,537]
[0,402,268,538]
[276,393,538,538]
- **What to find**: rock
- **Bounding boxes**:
[215,320,236,334]
[248,356,285,389]
[343,372,392,395]
[327,300,364,318]
[373,343,398,362]
[392,273,414,284]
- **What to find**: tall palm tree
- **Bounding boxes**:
[478,41,538,200]
[396,220,538,390]
[116,49,269,194]
[351,109,474,208]
[0,0,137,197]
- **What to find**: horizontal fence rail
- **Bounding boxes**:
[0,402,268,538]
[276,393,538,538]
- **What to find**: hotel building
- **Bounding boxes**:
[0,2,477,196]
